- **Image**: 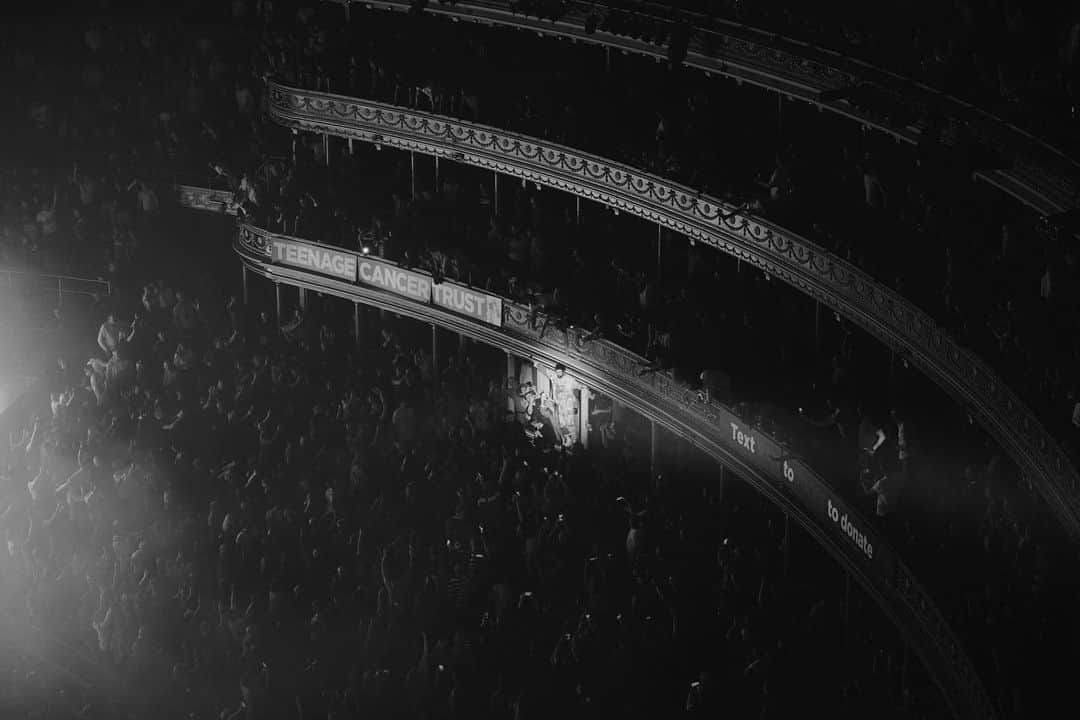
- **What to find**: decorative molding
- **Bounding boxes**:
[267,81,1080,547]
[235,222,996,720]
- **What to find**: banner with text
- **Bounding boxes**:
[717,413,893,582]
[433,281,503,327]
[357,258,432,303]
[271,239,357,282]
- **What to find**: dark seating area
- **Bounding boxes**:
[1,1,1078,719]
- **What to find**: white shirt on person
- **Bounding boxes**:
[89,368,108,405]
[98,321,125,354]
[240,177,258,205]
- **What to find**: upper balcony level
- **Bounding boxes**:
[335,0,1080,218]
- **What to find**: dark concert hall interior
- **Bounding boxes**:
[1,0,1078,718]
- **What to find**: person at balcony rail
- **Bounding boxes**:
[857,410,889,495]
[861,155,887,212]
[872,408,911,516]
[755,154,793,204]
[699,368,732,405]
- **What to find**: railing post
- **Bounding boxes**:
[354,302,361,342]
[410,151,416,200]
[324,134,330,166]
[814,299,821,352]
[274,283,282,324]
[493,171,499,215]
[434,155,440,192]
[783,513,790,579]
[901,642,910,702]
[575,195,581,225]
[579,385,590,448]
[298,287,307,311]
[242,266,249,305]
[506,352,516,417]
[843,570,852,648]
[650,420,658,476]
[656,225,662,282]
[431,324,439,386]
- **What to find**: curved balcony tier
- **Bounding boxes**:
[235,219,994,719]
[333,0,1080,219]
[265,81,1080,546]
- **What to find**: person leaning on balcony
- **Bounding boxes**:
[798,395,846,442]
[871,407,912,517]
[756,154,793,204]
[890,408,911,478]
[857,410,888,494]
[699,368,732,405]
[861,155,887,212]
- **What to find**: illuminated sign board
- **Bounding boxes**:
[271,239,357,282]
[357,258,432,303]
[432,281,502,327]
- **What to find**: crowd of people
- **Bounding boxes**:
[0,45,927,716]
[0,0,279,364]
[2,235,943,718]
[238,122,1077,717]
[1,1,1077,718]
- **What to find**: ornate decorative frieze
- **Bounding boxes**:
[267,81,1080,546]
[235,221,996,720]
